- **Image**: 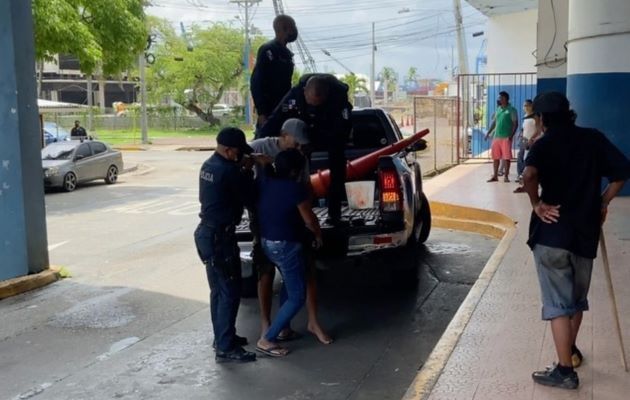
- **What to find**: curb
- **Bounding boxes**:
[113,145,148,151]
[175,146,216,152]
[402,201,517,400]
[0,269,60,300]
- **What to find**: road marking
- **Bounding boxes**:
[48,240,70,251]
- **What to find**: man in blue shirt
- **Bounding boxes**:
[523,92,630,389]
[194,127,257,363]
[257,73,352,225]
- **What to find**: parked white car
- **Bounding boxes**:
[211,103,233,117]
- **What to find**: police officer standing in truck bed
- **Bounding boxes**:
[250,14,297,130]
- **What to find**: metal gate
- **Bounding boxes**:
[457,73,537,161]
[412,96,458,175]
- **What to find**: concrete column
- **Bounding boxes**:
[567,0,630,194]
[536,0,568,94]
[0,0,49,279]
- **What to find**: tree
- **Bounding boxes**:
[146,21,256,124]
[32,0,146,75]
[339,73,368,105]
[380,67,398,92]
[406,67,418,84]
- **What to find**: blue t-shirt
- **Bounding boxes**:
[257,174,308,241]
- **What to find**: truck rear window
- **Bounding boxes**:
[350,114,388,150]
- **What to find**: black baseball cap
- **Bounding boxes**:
[216,127,253,154]
[533,92,570,114]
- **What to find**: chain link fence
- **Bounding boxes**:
[413,96,458,175]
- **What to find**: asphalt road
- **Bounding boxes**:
[0,150,497,400]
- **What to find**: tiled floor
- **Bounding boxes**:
[422,163,630,400]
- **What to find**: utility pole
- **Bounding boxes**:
[87,75,93,131]
[231,0,260,125]
[453,0,469,75]
[370,22,376,107]
[139,53,148,144]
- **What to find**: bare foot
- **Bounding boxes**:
[308,323,333,345]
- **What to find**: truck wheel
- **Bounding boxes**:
[408,193,431,246]
[418,193,431,243]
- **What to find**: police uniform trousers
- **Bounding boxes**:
[194,222,242,352]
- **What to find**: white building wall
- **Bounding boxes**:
[486,9,537,73]
[537,0,568,80]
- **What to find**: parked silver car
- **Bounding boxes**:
[42,140,123,192]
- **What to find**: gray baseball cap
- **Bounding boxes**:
[281,118,310,145]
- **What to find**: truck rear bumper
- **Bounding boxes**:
[347,230,408,256]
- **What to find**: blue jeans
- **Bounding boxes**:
[194,223,241,352]
[261,239,306,342]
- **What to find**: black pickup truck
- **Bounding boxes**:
[237,108,431,294]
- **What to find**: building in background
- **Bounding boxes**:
[466,0,630,194]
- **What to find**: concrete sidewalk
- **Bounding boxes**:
[405,163,630,400]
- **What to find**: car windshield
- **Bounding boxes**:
[41,143,77,160]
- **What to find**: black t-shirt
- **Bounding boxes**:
[71,126,87,137]
[257,173,308,241]
[526,125,630,258]
[250,39,294,116]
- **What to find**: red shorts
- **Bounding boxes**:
[491,138,512,160]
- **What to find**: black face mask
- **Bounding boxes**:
[287,31,298,43]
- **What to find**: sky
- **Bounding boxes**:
[146,0,488,82]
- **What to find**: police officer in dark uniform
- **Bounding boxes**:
[250,14,298,130]
[256,73,353,224]
[194,127,257,363]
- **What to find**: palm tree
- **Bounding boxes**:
[406,67,418,84]
[340,73,368,105]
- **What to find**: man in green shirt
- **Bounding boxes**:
[485,91,518,182]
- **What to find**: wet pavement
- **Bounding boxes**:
[0,150,497,400]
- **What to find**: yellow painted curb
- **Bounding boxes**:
[402,201,517,400]
[113,145,148,151]
[0,269,60,300]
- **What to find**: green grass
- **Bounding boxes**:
[93,126,255,145]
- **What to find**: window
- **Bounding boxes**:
[351,114,388,149]
[75,144,92,159]
[89,142,107,155]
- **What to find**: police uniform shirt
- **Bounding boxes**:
[198,153,251,227]
[250,39,294,117]
[256,74,352,146]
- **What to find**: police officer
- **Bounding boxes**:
[194,127,257,363]
[256,73,352,224]
[250,14,297,129]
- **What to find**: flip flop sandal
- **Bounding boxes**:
[256,345,289,357]
[276,330,303,342]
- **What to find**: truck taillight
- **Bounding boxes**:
[379,170,402,212]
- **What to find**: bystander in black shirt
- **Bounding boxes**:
[526,125,630,258]
[250,39,294,117]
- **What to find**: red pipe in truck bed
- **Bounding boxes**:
[310,129,430,198]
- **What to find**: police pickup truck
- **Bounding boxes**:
[237,108,431,294]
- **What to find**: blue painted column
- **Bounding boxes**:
[0,0,49,279]
[567,0,630,194]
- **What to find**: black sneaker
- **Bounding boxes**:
[215,347,256,363]
[532,365,579,389]
[572,345,584,368]
[212,335,248,350]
